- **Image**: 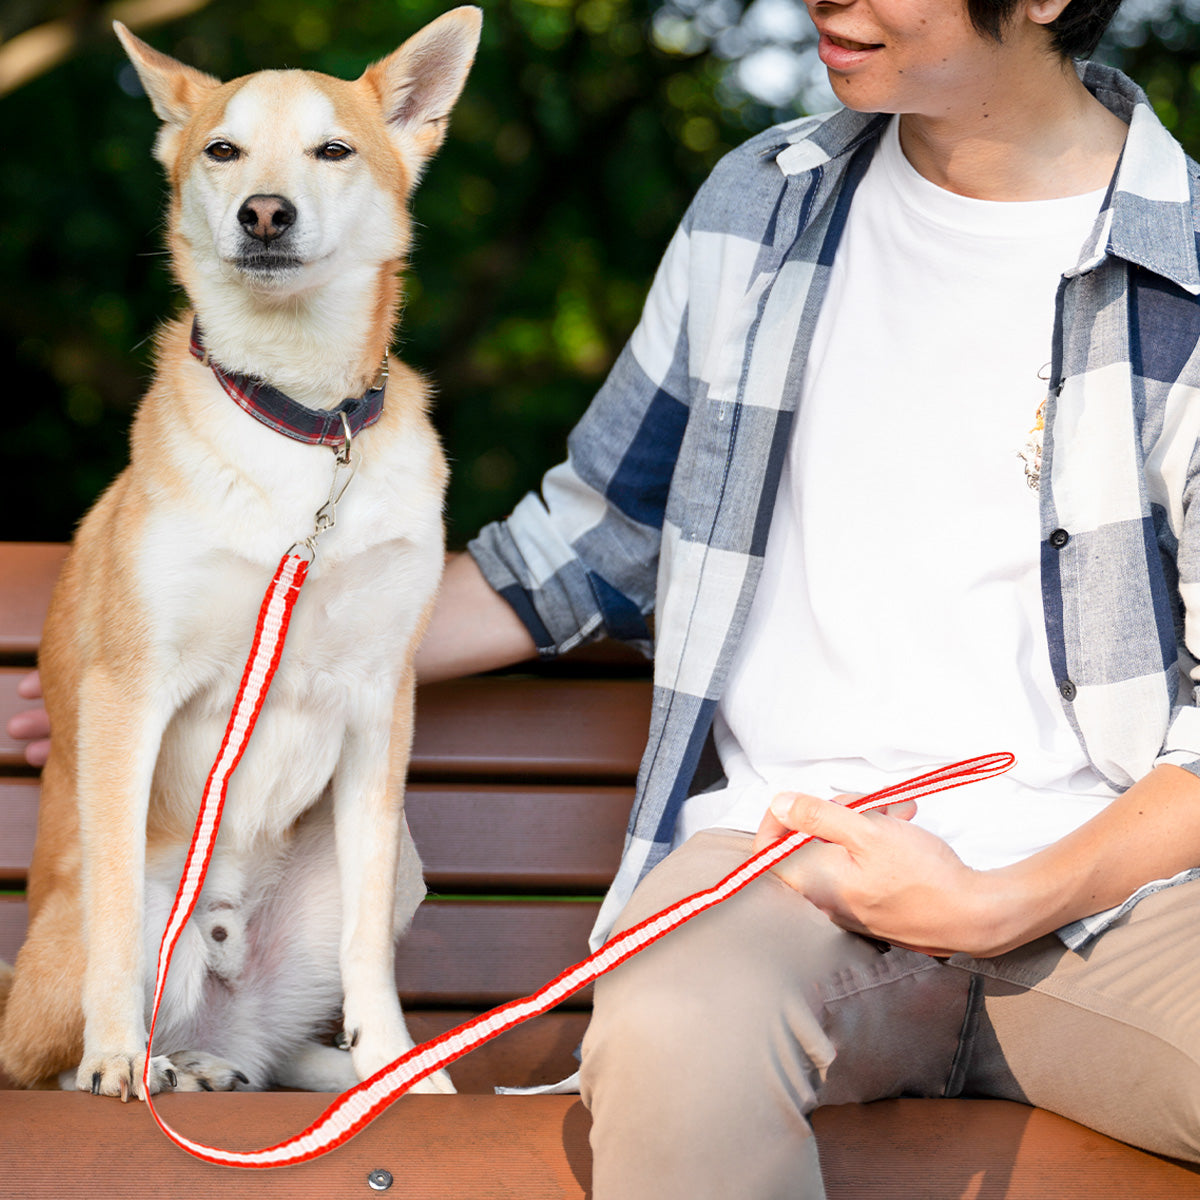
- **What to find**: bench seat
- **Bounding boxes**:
[3,1093,1200,1198]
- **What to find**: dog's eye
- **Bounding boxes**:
[205,140,241,162]
[315,141,355,162]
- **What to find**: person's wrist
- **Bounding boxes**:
[955,860,1056,958]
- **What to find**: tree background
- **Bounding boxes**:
[1,0,1195,546]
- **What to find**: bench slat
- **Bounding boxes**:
[411,677,650,779]
[0,780,627,891]
[0,543,66,659]
[0,1091,592,1198]
[0,780,38,886]
[0,896,599,1009]
[408,782,626,890]
[394,898,598,1007]
[406,1009,588,1093]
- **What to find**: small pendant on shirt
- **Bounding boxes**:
[1018,397,1046,492]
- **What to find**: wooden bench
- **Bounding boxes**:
[1,540,1198,1197]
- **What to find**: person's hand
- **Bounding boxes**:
[753,790,1000,958]
[7,670,50,768]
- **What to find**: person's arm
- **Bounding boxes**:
[415,552,538,683]
[463,216,697,665]
[757,762,1200,959]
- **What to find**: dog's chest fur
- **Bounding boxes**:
[134,362,445,849]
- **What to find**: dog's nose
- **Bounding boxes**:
[237,194,297,244]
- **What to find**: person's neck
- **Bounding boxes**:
[898,63,1128,202]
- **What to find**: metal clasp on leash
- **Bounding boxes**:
[289,412,357,562]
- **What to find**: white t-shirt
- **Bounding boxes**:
[676,117,1119,869]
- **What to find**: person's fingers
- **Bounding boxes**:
[7,673,51,768]
[754,791,917,852]
[16,669,43,700]
[24,739,50,768]
[7,708,50,740]
[769,791,874,853]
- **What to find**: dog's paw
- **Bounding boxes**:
[76,1051,147,1101]
[161,1051,250,1092]
[341,1012,455,1094]
[73,1051,236,1099]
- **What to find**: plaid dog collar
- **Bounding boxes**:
[189,319,387,448]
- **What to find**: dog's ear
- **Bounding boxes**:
[362,7,482,170]
[114,22,220,129]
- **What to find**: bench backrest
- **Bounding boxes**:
[0,541,651,1091]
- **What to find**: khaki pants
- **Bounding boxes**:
[579,830,1200,1199]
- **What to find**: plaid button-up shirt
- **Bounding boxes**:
[470,63,1200,949]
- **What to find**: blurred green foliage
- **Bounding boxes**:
[3,1,1199,546]
[0,0,757,545]
[1120,28,1200,157]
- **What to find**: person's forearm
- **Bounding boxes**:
[414,552,539,683]
[976,763,1200,955]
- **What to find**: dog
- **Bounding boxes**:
[0,9,480,1100]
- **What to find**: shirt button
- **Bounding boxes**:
[1059,680,1077,701]
[1049,528,1070,549]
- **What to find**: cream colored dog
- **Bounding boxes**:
[0,9,480,1099]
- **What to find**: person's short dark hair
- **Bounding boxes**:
[967,0,1124,58]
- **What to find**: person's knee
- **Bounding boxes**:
[1147,1051,1200,1162]
[580,929,828,1200]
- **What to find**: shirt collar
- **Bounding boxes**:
[1074,62,1200,294]
[769,108,884,176]
[769,63,1200,295]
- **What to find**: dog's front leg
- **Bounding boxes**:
[75,668,171,1100]
[333,671,453,1093]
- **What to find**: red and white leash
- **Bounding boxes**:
[143,529,1015,1167]
[143,548,310,1150]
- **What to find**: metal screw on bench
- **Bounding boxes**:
[367,1169,394,1191]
